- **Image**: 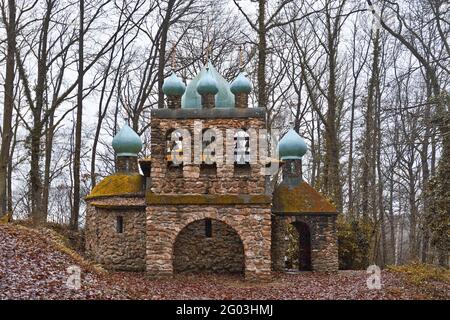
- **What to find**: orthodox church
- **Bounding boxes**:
[84,60,338,281]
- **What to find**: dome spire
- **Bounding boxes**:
[230,72,252,95]
[231,47,252,108]
[170,43,176,71]
[239,46,243,70]
[278,129,307,160]
[162,73,186,97]
[196,65,218,108]
[197,66,219,95]
[112,123,143,157]
[181,62,235,109]
[162,44,185,109]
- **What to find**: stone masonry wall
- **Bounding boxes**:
[150,117,266,195]
[85,197,146,271]
[116,156,139,173]
[173,219,245,273]
[271,214,339,272]
[234,93,249,109]
[146,204,272,281]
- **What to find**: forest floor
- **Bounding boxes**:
[1,223,449,300]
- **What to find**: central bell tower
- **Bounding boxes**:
[146,62,272,281]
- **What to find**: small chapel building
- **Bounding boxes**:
[84,61,338,281]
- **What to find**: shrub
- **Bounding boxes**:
[387,262,450,285]
[337,215,374,270]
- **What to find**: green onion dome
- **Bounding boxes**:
[162,73,186,96]
[196,67,219,95]
[230,72,252,94]
[181,62,235,108]
[278,129,307,160]
[112,124,143,157]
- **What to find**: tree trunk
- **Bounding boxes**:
[376,78,386,266]
[30,123,43,224]
[321,7,343,213]
[71,0,84,230]
[257,0,267,110]
[361,30,380,219]
[7,111,19,214]
[0,0,16,217]
[347,78,356,217]
[408,163,418,261]
[42,114,54,221]
[420,77,432,263]
[30,0,52,225]
[388,176,396,264]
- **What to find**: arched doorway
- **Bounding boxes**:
[285,221,312,271]
[173,218,245,274]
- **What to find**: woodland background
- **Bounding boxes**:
[0,0,448,270]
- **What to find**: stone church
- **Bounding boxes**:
[85,61,338,281]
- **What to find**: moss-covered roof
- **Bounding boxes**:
[272,180,337,214]
[86,174,144,200]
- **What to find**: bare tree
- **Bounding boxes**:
[0,0,16,218]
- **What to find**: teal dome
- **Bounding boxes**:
[278,129,307,160]
[197,67,219,95]
[112,124,143,157]
[181,62,235,108]
[162,73,186,96]
[230,72,252,94]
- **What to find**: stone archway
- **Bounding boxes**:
[285,221,312,271]
[293,221,312,270]
[173,218,245,274]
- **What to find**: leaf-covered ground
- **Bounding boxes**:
[1,224,448,300]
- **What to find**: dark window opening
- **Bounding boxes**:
[233,133,250,165]
[200,163,217,176]
[234,163,251,176]
[202,128,217,165]
[139,160,152,177]
[116,216,124,233]
[297,222,312,271]
[167,161,183,175]
[205,219,212,238]
[233,130,250,176]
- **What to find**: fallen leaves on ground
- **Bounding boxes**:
[0,224,448,300]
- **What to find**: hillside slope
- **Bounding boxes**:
[0,224,448,300]
[0,224,128,299]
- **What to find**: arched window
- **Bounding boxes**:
[166,129,184,174]
[201,128,217,176]
[233,129,250,164]
[233,129,251,176]
[205,218,212,238]
[116,216,124,234]
[202,128,217,164]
